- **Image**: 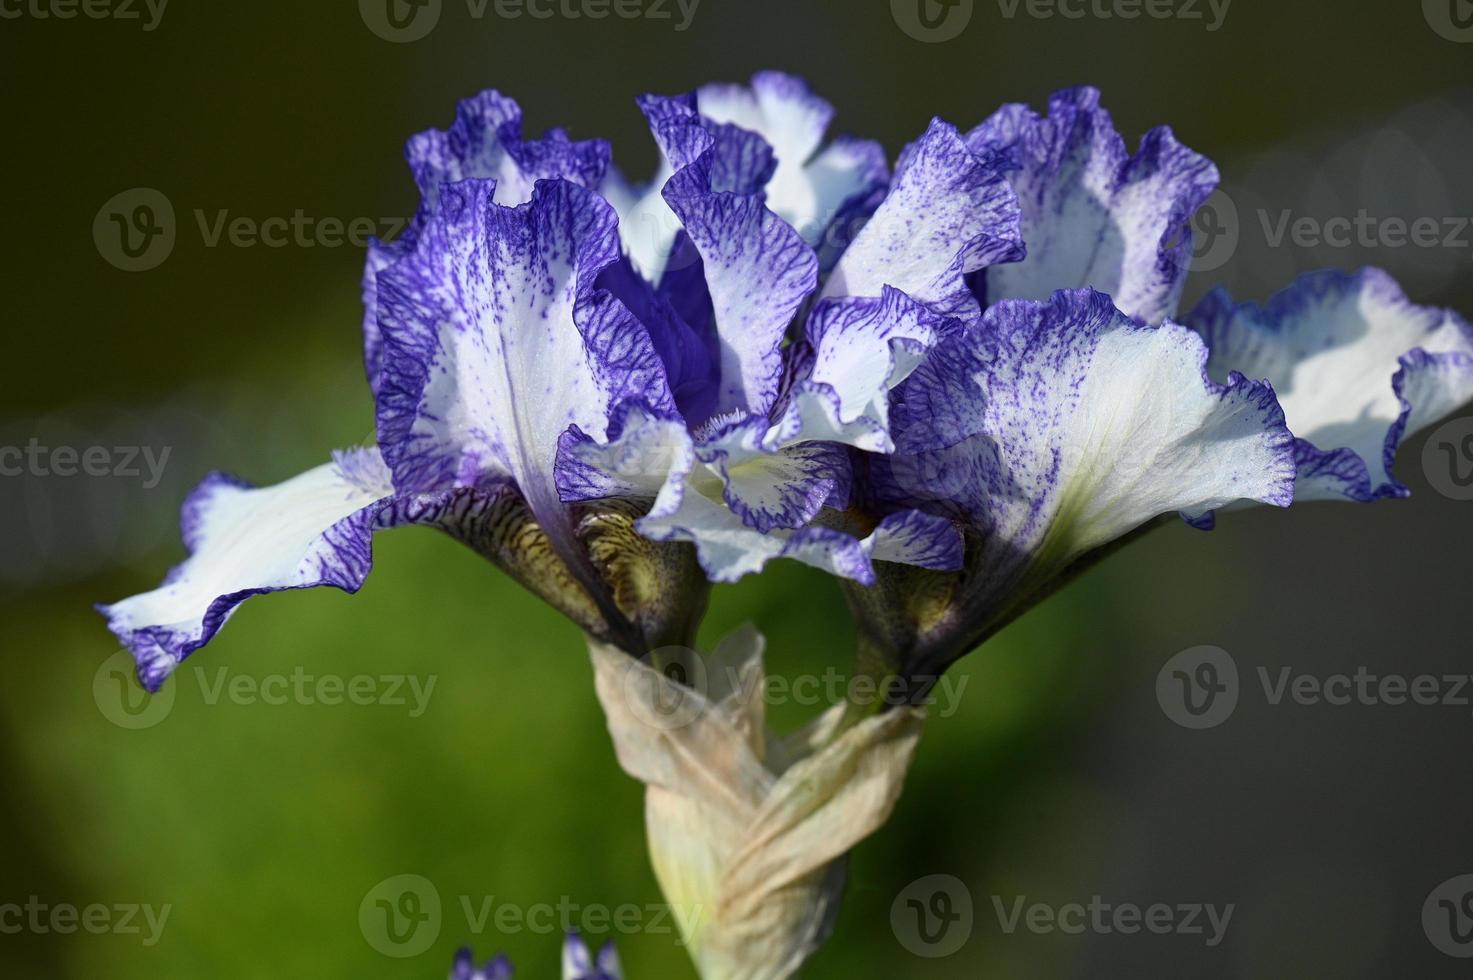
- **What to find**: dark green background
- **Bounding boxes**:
[3,0,1472,976]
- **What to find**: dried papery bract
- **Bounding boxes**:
[590,627,924,980]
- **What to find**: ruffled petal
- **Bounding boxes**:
[821,119,1023,321]
[696,417,850,533]
[695,71,889,251]
[406,90,609,207]
[566,406,938,584]
[595,255,720,423]
[865,509,963,570]
[969,87,1216,325]
[602,159,678,284]
[97,450,514,691]
[374,178,672,609]
[609,89,768,288]
[364,91,611,390]
[645,93,820,418]
[881,289,1295,632]
[778,287,963,454]
[805,137,891,271]
[559,403,695,510]
[1189,268,1473,502]
[637,479,873,585]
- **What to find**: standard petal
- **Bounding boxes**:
[969,87,1217,325]
[608,91,716,286]
[374,178,672,620]
[406,90,610,208]
[821,118,1023,321]
[364,90,611,389]
[805,137,890,271]
[881,289,1295,638]
[1189,268,1473,502]
[97,450,513,691]
[603,158,678,285]
[695,71,889,251]
[646,94,820,419]
[596,254,720,423]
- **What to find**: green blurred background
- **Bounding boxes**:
[4,1,1473,976]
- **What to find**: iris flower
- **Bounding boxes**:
[452,934,620,979]
[99,71,1022,689]
[97,72,1473,980]
[846,89,1473,685]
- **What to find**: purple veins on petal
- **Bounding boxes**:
[1188,267,1473,502]
[364,89,612,391]
[968,86,1218,326]
[822,117,1024,322]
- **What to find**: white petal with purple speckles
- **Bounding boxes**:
[779,287,963,454]
[375,179,670,575]
[647,93,820,419]
[364,91,610,390]
[821,118,1023,320]
[560,404,695,512]
[637,480,874,585]
[969,88,1216,326]
[1190,268,1473,502]
[563,405,951,582]
[565,408,859,582]
[605,159,679,285]
[374,179,674,631]
[98,450,512,691]
[405,90,609,209]
[697,416,850,533]
[865,510,964,569]
[695,71,888,250]
[882,290,1294,628]
[635,468,959,585]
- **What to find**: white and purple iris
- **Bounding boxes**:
[453,934,621,980]
[99,74,1473,694]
